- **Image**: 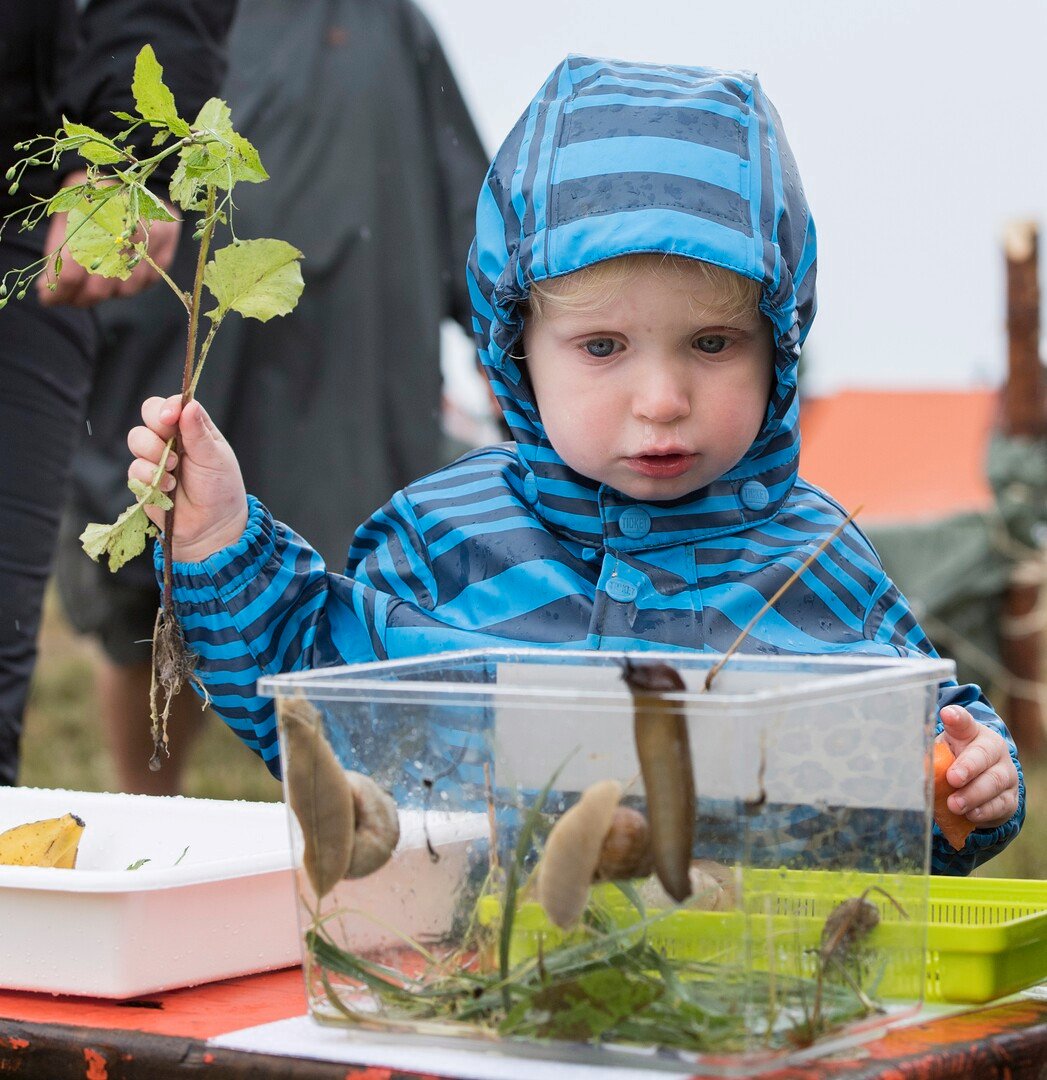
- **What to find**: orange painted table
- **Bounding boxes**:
[0,967,1046,1078]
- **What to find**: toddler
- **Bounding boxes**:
[128,56,1023,873]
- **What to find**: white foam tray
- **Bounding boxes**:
[0,787,300,998]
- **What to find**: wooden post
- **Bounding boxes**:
[1000,221,1046,757]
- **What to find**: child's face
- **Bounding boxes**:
[522,266,775,502]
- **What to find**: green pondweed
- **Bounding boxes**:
[1,46,304,766]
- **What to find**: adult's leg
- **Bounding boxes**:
[0,242,95,786]
[97,659,209,795]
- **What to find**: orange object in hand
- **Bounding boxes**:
[933,740,976,851]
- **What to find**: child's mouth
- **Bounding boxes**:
[625,453,697,479]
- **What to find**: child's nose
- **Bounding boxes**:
[633,362,691,424]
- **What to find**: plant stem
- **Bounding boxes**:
[189,319,222,395]
[139,246,190,311]
[161,185,216,614]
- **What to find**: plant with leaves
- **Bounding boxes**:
[1,45,304,769]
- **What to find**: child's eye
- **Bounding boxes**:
[582,338,618,359]
[694,334,728,355]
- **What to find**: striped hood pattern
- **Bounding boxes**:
[164,57,1023,875]
[466,56,817,545]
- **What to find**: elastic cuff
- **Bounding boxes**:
[153,495,274,606]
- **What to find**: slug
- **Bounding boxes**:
[279,696,356,899]
[623,659,695,902]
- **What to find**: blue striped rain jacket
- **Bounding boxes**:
[164,56,1023,874]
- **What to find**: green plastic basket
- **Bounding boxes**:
[479,870,1047,1004]
[925,875,1047,1002]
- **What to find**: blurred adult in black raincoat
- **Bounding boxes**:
[53,0,489,792]
[0,0,235,787]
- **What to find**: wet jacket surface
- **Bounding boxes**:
[162,56,1024,874]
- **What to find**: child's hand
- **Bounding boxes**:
[938,705,1021,829]
[127,395,248,563]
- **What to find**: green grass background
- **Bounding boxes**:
[18,592,1045,880]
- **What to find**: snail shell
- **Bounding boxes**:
[344,771,400,878]
[594,806,653,881]
[639,858,737,912]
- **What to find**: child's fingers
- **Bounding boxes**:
[141,394,184,439]
[946,738,997,789]
[127,425,178,470]
[128,457,176,494]
[946,760,1006,815]
[948,769,1018,825]
[966,791,1017,826]
[939,706,986,787]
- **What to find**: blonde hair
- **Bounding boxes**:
[527,253,762,324]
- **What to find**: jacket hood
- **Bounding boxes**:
[466,56,817,549]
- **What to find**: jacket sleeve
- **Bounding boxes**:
[156,493,433,778]
[864,572,1026,875]
[57,0,237,186]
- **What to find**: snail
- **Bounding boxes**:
[536,780,653,930]
[279,696,400,898]
[639,858,737,912]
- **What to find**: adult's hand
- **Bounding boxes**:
[36,170,181,308]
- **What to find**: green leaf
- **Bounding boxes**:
[502,969,663,1041]
[225,130,267,184]
[167,146,209,209]
[80,478,173,572]
[204,239,303,322]
[62,120,124,165]
[47,185,89,215]
[131,45,191,137]
[194,97,234,138]
[135,185,177,223]
[193,99,266,182]
[167,97,268,210]
[65,191,137,279]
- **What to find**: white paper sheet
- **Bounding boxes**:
[208,1007,959,1079]
[208,1014,697,1078]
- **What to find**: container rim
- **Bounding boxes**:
[257,648,955,708]
[0,852,294,893]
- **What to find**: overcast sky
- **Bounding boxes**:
[419,0,1047,396]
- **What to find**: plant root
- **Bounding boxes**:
[148,607,206,771]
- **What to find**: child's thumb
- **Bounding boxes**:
[179,400,227,463]
[940,705,978,747]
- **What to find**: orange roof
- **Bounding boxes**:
[799,389,999,524]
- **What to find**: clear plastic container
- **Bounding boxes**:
[259,649,952,1074]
